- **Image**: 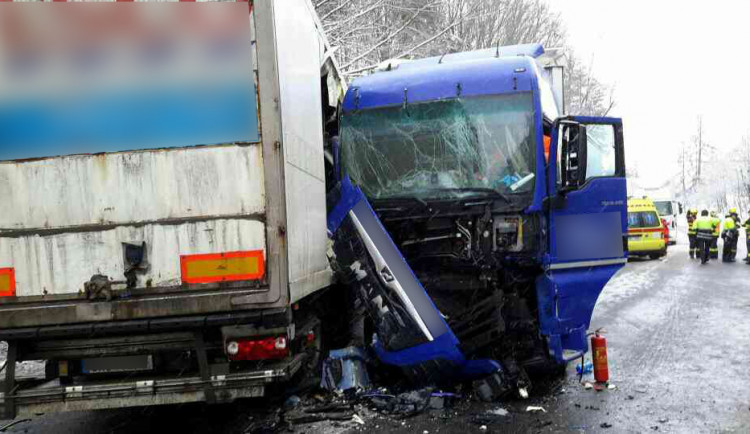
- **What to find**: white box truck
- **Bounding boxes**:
[0,0,344,417]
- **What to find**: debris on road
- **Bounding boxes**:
[361,388,457,417]
[320,346,371,393]
[600,422,613,428]
[284,395,301,409]
[525,406,547,413]
[487,407,509,417]
[576,361,593,375]
[0,419,31,432]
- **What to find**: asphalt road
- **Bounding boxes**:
[2,230,749,433]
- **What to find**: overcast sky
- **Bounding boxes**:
[547,1,750,188]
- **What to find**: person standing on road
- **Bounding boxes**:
[693,210,714,264]
[744,211,750,264]
[709,211,721,260]
[687,208,698,259]
[729,208,741,226]
[721,212,738,262]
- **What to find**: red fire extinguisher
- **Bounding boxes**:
[591,331,609,383]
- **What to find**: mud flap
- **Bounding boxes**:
[327,177,502,387]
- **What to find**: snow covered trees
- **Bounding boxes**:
[315,0,614,115]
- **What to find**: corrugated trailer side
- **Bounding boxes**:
[0,0,343,417]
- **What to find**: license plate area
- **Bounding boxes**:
[82,355,153,374]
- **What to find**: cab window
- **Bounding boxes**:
[585,125,616,179]
[628,211,660,228]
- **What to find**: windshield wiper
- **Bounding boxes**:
[432,188,512,204]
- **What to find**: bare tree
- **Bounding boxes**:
[563,52,615,116]
[316,0,615,118]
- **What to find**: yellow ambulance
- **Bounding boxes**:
[627,197,667,259]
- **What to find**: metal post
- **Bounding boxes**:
[3,341,18,419]
[193,333,216,405]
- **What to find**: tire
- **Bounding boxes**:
[649,253,660,260]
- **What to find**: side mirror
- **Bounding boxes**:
[560,122,587,191]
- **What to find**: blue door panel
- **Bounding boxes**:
[540,116,627,363]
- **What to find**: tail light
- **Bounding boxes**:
[226,336,289,361]
[0,268,15,298]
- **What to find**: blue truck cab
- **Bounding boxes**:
[328,44,627,397]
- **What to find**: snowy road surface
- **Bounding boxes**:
[1,232,749,433]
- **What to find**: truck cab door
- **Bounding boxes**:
[538,116,627,362]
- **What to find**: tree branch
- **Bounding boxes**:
[340,0,439,70]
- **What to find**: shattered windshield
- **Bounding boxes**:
[340,93,536,202]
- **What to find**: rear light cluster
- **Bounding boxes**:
[226,336,289,361]
[0,268,15,298]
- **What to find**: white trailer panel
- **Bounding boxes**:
[0,145,265,231]
[273,0,333,301]
[1,219,266,297]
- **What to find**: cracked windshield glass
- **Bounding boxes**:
[341,92,536,202]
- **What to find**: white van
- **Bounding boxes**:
[652,199,682,244]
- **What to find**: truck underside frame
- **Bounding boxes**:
[0,309,300,419]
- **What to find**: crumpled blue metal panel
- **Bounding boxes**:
[320,346,371,392]
[327,176,500,384]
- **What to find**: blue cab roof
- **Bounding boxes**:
[343,44,546,112]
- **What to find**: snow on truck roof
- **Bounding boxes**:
[343,44,549,112]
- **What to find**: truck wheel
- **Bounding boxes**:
[649,253,661,260]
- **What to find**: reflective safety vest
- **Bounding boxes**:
[744,218,750,239]
[693,216,714,236]
[687,213,697,235]
[723,217,736,232]
[711,217,721,236]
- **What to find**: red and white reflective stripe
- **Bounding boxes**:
[628,227,663,234]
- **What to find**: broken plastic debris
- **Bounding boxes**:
[607,384,617,390]
[518,387,529,399]
[487,407,509,417]
[352,414,365,425]
[284,395,301,409]
[576,361,593,375]
[600,422,613,429]
[320,346,371,392]
[480,425,487,431]
[583,382,594,390]
[525,406,546,413]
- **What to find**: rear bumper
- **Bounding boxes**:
[629,247,666,257]
[0,286,285,330]
[0,309,288,341]
[0,354,304,418]
[628,238,665,254]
